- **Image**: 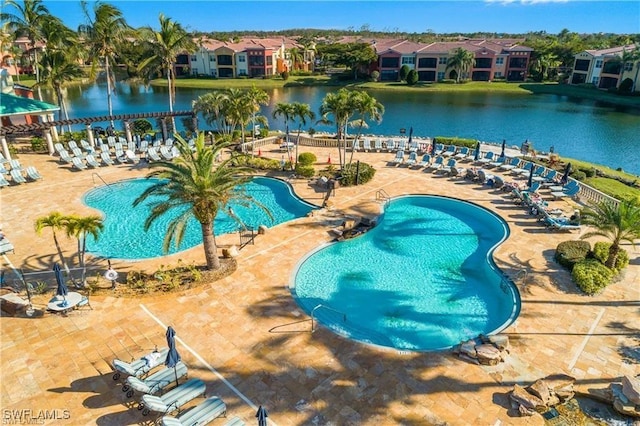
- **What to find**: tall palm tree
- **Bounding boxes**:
[65,215,104,269]
[192,90,230,135]
[580,199,640,269]
[287,47,304,71]
[138,14,196,131]
[446,47,476,83]
[35,212,70,272]
[291,102,315,164]
[223,88,253,144]
[245,85,270,143]
[79,1,129,125]
[2,0,50,100]
[272,102,296,162]
[347,91,384,165]
[37,50,84,126]
[319,88,357,168]
[133,133,258,270]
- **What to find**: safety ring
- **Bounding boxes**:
[104,269,119,281]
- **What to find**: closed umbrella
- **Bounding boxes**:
[54,263,68,306]
[527,163,535,188]
[407,126,413,145]
[165,326,181,387]
[430,137,437,155]
[474,141,481,162]
[499,139,506,160]
[256,405,268,426]
[560,163,572,185]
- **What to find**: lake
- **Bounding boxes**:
[47,81,640,175]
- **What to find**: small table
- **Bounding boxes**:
[47,292,82,313]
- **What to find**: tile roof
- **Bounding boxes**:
[0,93,59,117]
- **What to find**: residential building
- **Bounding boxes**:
[569,44,640,92]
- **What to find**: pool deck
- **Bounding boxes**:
[1,146,638,425]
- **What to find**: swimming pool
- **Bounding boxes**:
[291,195,520,351]
[83,176,316,259]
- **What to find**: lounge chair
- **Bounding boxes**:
[25,166,43,181]
[0,163,8,175]
[100,152,114,166]
[80,140,95,153]
[10,169,26,184]
[139,378,206,416]
[147,147,163,162]
[441,145,457,157]
[160,396,227,426]
[477,169,494,184]
[0,152,8,165]
[498,157,521,172]
[408,140,419,153]
[139,140,149,154]
[488,156,506,168]
[0,238,15,254]
[71,147,86,160]
[396,139,407,152]
[427,156,445,172]
[160,146,175,160]
[85,154,101,168]
[550,181,580,200]
[374,138,383,152]
[8,159,23,172]
[123,362,188,398]
[463,149,477,162]
[54,143,66,154]
[385,139,396,152]
[125,150,139,163]
[111,347,169,381]
[511,161,532,176]
[454,147,469,160]
[0,174,9,187]
[435,158,457,174]
[432,143,444,156]
[544,214,581,232]
[405,151,418,167]
[222,416,246,426]
[390,150,404,165]
[475,151,495,166]
[59,150,74,164]
[114,149,127,163]
[418,154,432,168]
[71,157,87,170]
[128,142,137,152]
[362,138,372,152]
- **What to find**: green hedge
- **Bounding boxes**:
[340,161,376,186]
[434,137,478,149]
[294,164,315,178]
[297,152,317,166]
[233,154,280,170]
[592,242,629,272]
[572,259,614,295]
[555,240,591,270]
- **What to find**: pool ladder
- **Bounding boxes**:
[92,172,114,191]
[311,304,346,333]
[375,189,391,206]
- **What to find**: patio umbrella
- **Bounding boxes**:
[165,326,181,387]
[53,263,68,306]
[560,163,572,185]
[407,126,413,145]
[499,139,506,160]
[527,163,535,188]
[431,137,437,155]
[474,141,481,162]
[256,405,268,426]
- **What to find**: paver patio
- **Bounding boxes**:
[1,145,638,425]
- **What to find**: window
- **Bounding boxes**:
[209,54,215,62]
[218,55,233,66]
[624,62,633,71]
[401,56,415,65]
[437,71,445,80]
[592,76,599,85]
[495,57,504,65]
[191,68,198,75]
[190,55,197,62]
[438,57,447,65]
[380,57,399,68]
[238,56,245,63]
[574,59,590,71]
[494,71,502,78]
[266,56,272,66]
[595,59,603,68]
[475,58,492,69]
[418,57,437,68]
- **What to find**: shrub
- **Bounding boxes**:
[571,170,587,181]
[555,240,591,270]
[434,137,478,149]
[399,65,411,82]
[30,137,45,152]
[281,71,289,81]
[592,241,629,272]
[579,167,596,178]
[297,152,317,166]
[339,161,376,186]
[294,164,315,178]
[132,119,152,135]
[406,69,419,86]
[618,78,633,93]
[572,259,613,295]
[370,70,380,82]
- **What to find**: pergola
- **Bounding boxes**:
[0,93,60,161]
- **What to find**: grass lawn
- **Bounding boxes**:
[582,177,640,202]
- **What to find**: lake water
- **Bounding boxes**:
[47,81,640,175]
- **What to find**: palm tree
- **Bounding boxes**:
[37,50,84,127]
[138,14,196,131]
[2,0,50,100]
[291,102,315,164]
[35,212,70,271]
[580,199,640,269]
[446,47,476,83]
[133,133,258,270]
[287,47,304,71]
[79,1,129,124]
[319,88,357,168]
[245,85,270,143]
[347,91,384,165]
[65,215,104,269]
[272,102,296,162]
[192,91,230,135]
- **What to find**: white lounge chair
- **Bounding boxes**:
[374,138,383,152]
[160,146,175,160]
[385,139,396,152]
[8,159,22,172]
[147,147,163,162]
[427,156,445,172]
[100,152,114,166]
[112,347,169,381]
[454,147,469,160]
[85,154,101,168]
[405,151,418,167]
[418,154,432,168]
[25,166,43,181]
[476,151,495,165]
[222,416,246,426]
[160,396,227,426]
[498,157,521,172]
[0,164,8,175]
[441,145,456,157]
[114,149,127,163]
[362,138,372,152]
[0,174,9,187]
[123,362,188,398]
[125,150,139,163]
[68,140,79,150]
[58,150,74,164]
[140,378,206,416]
[80,140,95,153]
[71,157,87,170]
[390,150,404,165]
[10,169,26,184]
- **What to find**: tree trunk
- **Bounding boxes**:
[605,244,619,269]
[33,47,42,101]
[201,221,220,270]
[167,65,176,132]
[52,232,70,273]
[105,56,115,128]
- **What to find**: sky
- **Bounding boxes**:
[22,1,640,35]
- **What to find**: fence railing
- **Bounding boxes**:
[575,178,620,208]
[239,136,279,153]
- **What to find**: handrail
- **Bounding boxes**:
[375,189,391,206]
[92,172,113,190]
[311,304,347,333]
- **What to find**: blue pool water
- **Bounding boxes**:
[292,195,520,351]
[83,176,315,259]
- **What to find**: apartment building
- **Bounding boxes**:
[569,44,640,92]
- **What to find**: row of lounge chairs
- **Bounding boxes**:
[0,158,43,186]
[111,347,245,425]
[349,137,433,153]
